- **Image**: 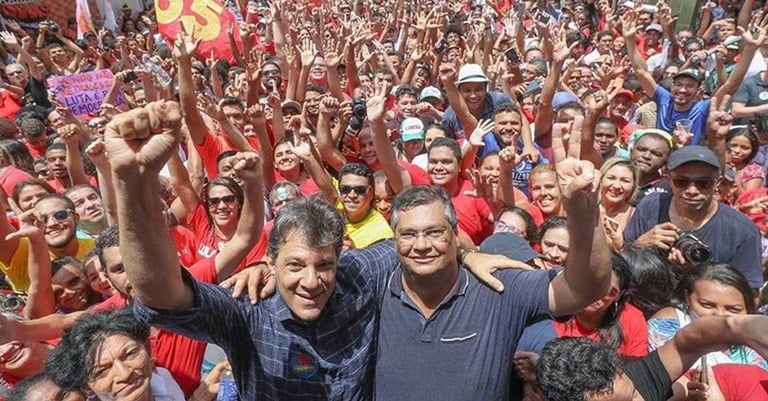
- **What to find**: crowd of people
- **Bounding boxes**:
[2,0,768,399]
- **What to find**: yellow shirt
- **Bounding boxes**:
[0,237,95,292]
[336,202,393,249]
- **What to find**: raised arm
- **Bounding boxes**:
[173,30,208,146]
[85,140,117,225]
[548,155,612,317]
[59,124,90,186]
[4,207,55,319]
[104,100,192,310]
[316,97,349,172]
[712,23,767,106]
[621,10,658,98]
[367,85,411,193]
[212,151,264,282]
[534,28,572,140]
[292,129,338,203]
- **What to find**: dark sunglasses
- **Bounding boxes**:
[39,209,74,224]
[339,185,370,196]
[207,195,237,206]
[670,177,716,191]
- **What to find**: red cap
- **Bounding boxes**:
[615,89,634,102]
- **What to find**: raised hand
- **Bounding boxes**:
[468,119,495,147]
[499,145,525,169]
[556,157,601,214]
[245,104,267,125]
[438,62,458,85]
[230,151,262,182]
[0,31,19,51]
[57,124,81,145]
[707,94,734,141]
[298,38,318,67]
[5,198,43,241]
[172,28,201,61]
[621,10,640,39]
[85,139,109,168]
[319,96,340,115]
[291,130,314,160]
[197,95,222,120]
[366,84,388,122]
[103,101,182,176]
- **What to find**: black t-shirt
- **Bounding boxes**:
[22,77,51,108]
[624,351,673,401]
[633,178,670,206]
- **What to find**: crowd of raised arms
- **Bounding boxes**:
[4,0,768,400]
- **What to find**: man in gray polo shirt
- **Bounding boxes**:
[375,157,612,400]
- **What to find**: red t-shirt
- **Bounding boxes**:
[554,303,649,358]
[274,173,322,197]
[710,364,768,401]
[451,179,494,245]
[0,166,32,196]
[94,258,218,397]
[398,160,431,186]
[25,142,45,159]
[194,131,235,179]
[186,202,267,270]
[46,175,98,194]
[0,90,21,120]
[170,225,202,268]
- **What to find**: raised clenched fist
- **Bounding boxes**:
[104,101,182,177]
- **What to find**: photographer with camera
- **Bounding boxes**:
[624,145,763,290]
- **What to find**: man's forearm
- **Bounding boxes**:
[731,102,768,119]
[562,204,612,309]
[114,173,191,309]
[663,315,768,381]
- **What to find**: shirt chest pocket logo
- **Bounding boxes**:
[439,332,478,343]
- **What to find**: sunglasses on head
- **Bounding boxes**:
[39,209,73,224]
[339,185,370,196]
[670,177,716,190]
[207,195,237,206]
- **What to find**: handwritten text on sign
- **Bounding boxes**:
[46,69,122,116]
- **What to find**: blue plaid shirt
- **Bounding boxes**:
[133,240,398,400]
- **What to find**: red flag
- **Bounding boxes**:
[155,0,240,61]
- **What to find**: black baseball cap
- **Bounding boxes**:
[673,69,704,84]
[666,145,721,171]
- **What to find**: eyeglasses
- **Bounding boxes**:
[339,185,370,196]
[207,195,238,207]
[263,69,281,76]
[670,177,717,191]
[395,227,450,245]
[88,120,108,129]
[38,209,74,224]
[6,70,23,76]
[494,221,525,237]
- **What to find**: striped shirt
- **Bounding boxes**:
[133,240,398,400]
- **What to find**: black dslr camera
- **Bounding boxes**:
[674,231,712,265]
[348,98,367,132]
[0,292,25,314]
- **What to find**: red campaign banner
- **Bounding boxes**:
[155,0,240,61]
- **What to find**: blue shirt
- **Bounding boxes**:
[653,86,711,145]
[374,265,557,400]
[133,241,399,401]
[479,135,549,197]
[442,91,513,140]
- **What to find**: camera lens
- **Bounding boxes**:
[686,247,711,265]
